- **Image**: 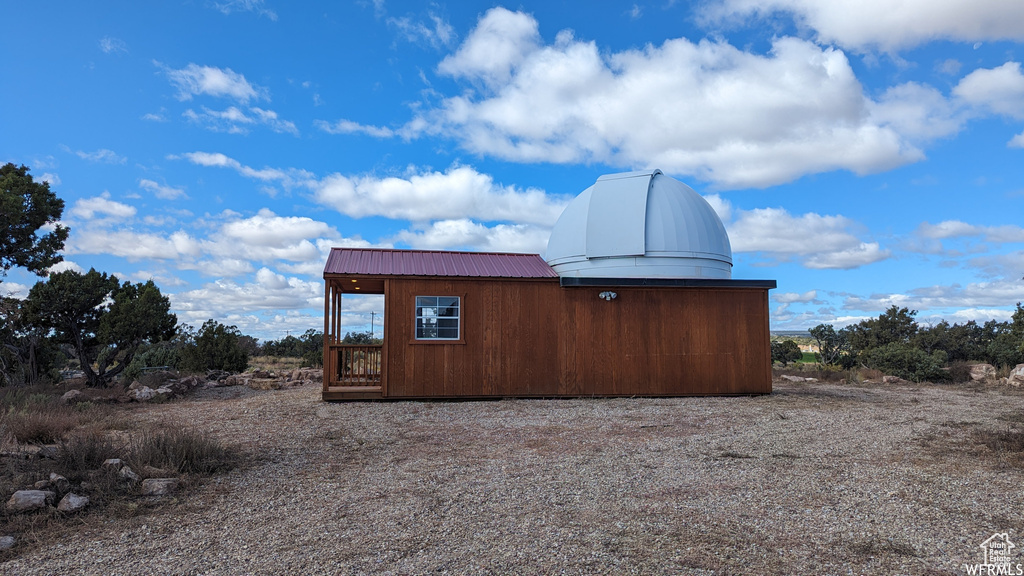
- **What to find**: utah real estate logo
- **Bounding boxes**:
[964,533,1023,575]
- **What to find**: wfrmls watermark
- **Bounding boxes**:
[964,533,1024,575]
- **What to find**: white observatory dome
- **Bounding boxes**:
[544,170,732,279]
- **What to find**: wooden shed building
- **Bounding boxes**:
[322,170,776,400]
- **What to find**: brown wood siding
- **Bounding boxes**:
[379,277,771,398]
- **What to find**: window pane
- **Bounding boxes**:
[415,295,460,340]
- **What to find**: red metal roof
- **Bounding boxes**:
[324,248,559,278]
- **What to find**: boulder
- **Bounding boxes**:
[37,445,58,460]
[119,466,141,482]
[131,386,156,402]
[33,480,50,490]
[128,380,143,391]
[141,478,179,496]
[49,472,70,493]
[6,490,53,513]
[61,389,83,404]
[57,493,89,514]
[206,369,231,382]
[882,375,907,385]
[222,374,248,387]
[970,363,997,381]
[0,535,14,551]
[154,386,174,399]
[102,458,124,470]
[780,375,806,382]
[1010,364,1024,386]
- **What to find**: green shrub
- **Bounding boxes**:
[178,320,249,374]
[122,341,181,382]
[860,343,947,383]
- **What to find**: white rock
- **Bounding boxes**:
[969,363,996,381]
[6,490,51,513]
[120,466,141,482]
[780,375,806,382]
[0,535,14,550]
[131,386,156,402]
[57,493,89,513]
[102,458,123,469]
[61,389,83,404]
[49,472,70,492]
[1009,364,1024,385]
[141,478,179,496]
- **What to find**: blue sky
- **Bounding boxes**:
[2,0,1024,341]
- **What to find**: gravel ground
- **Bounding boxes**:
[3,379,1023,575]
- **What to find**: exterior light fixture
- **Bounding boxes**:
[598,291,617,301]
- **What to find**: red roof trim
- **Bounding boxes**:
[324,248,558,279]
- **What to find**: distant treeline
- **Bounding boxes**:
[787,304,1024,382]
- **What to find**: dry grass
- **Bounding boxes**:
[0,385,244,564]
[4,378,1024,574]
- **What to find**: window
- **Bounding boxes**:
[415,296,460,340]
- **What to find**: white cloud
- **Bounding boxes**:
[702,194,733,223]
[774,290,818,304]
[700,0,1024,52]
[803,242,889,270]
[728,207,890,269]
[313,165,569,225]
[1011,131,1024,148]
[953,62,1024,119]
[0,282,30,299]
[161,62,266,103]
[417,10,922,189]
[437,7,540,86]
[389,12,455,48]
[844,279,1024,312]
[212,0,277,20]
[917,220,1024,243]
[70,192,137,220]
[315,119,395,138]
[142,110,169,122]
[74,148,126,164]
[39,172,61,186]
[174,151,314,189]
[183,105,298,135]
[139,179,187,200]
[171,268,322,320]
[47,260,84,275]
[69,229,201,261]
[390,218,551,253]
[98,37,127,54]
[869,82,966,142]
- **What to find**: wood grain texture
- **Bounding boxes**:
[349,277,773,399]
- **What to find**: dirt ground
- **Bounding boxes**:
[3,378,1023,575]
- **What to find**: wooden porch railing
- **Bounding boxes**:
[325,344,382,388]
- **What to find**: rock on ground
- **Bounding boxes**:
[56,494,89,514]
[6,490,54,513]
[141,478,179,496]
[970,363,996,381]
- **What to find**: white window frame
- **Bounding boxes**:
[415,296,461,340]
